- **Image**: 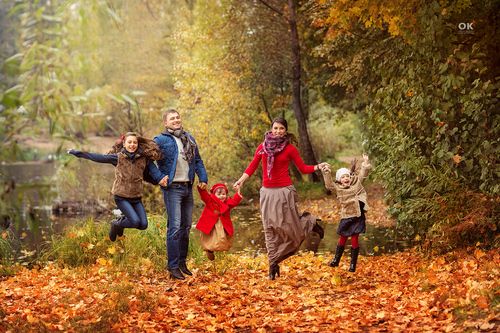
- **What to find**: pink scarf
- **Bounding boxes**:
[260,131,289,179]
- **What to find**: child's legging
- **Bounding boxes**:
[338,234,359,248]
[114,195,148,230]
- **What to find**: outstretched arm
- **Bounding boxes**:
[67,149,118,166]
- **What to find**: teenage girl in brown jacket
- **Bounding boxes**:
[68,132,167,241]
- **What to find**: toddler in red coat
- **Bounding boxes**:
[195,183,242,260]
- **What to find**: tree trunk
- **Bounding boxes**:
[287,0,319,181]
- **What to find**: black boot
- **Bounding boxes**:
[168,268,185,280]
[329,245,344,267]
[113,216,125,237]
[349,247,360,272]
[108,222,120,242]
[179,262,193,276]
[312,221,324,239]
[269,263,280,280]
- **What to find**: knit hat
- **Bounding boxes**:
[210,183,228,194]
[336,168,351,182]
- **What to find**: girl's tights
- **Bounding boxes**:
[338,234,359,248]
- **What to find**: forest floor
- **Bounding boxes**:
[0,247,497,332]
[1,183,498,332]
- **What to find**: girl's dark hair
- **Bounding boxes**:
[271,117,288,131]
[124,132,139,138]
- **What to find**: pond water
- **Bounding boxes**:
[0,161,411,264]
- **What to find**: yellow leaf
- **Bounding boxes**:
[87,243,95,250]
[331,275,342,286]
[26,314,38,323]
[474,249,486,259]
[97,258,108,266]
[20,232,28,239]
[107,246,116,255]
[414,234,421,241]
[373,246,379,253]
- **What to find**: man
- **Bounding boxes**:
[152,109,208,280]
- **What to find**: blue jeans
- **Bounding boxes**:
[162,183,194,269]
[114,196,148,230]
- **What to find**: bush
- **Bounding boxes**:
[313,0,500,251]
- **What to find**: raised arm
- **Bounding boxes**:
[196,184,211,204]
[358,154,372,180]
[226,191,243,208]
[67,149,118,166]
[321,168,336,192]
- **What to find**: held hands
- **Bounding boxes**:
[198,182,208,190]
[316,162,331,173]
[233,173,249,191]
[159,176,169,187]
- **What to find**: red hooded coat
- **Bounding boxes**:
[195,185,242,236]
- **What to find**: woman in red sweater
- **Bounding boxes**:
[233,117,328,279]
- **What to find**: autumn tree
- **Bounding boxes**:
[251,0,320,181]
[308,0,499,249]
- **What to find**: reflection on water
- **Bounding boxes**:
[1,162,411,264]
[215,207,411,257]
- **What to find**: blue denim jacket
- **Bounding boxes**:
[152,131,208,186]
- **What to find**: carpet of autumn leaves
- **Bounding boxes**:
[1,247,498,332]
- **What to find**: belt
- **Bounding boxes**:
[172,181,191,186]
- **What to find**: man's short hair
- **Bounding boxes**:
[162,108,179,122]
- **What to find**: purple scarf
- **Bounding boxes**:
[260,131,289,179]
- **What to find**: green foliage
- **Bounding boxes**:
[41,214,220,272]
[311,0,500,250]
[308,106,363,160]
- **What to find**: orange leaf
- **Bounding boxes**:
[476,296,489,309]
[452,154,462,164]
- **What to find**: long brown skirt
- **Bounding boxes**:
[259,185,316,266]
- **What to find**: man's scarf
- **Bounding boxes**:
[167,128,196,163]
[260,131,289,179]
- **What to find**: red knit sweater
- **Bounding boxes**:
[244,143,315,188]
